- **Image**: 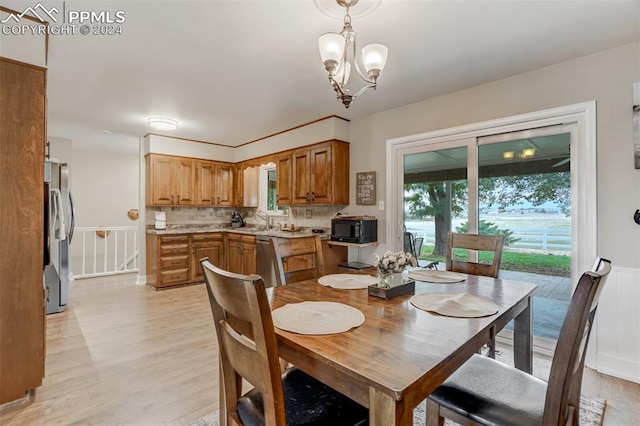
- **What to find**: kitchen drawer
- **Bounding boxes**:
[160,235,189,244]
[192,233,223,247]
[160,255,189,270]
[159,243,189,256]
[159,268,189,286]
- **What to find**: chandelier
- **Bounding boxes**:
[318,0,388,108]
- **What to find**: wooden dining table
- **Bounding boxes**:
[268,274,537,426]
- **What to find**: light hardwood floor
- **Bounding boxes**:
[1,273,639,425]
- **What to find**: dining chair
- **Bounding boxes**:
[446,232,506,357]
[403,231,417,258]
[445,232,505,279]
[199,259,369,426]
[271,235,325,284]
[255,236,286,287]
[426,258,612,426]
[414,236,424,259]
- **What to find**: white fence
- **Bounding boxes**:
[71,226,139,279]
[405,223,571,253]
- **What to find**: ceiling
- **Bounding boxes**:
[6,0,640,149]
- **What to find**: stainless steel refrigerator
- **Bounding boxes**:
[44,159,75,314]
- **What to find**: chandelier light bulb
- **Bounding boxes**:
[362,43,388,74]
[319,32,345,72]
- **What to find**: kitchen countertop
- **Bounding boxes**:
[146,225,331,239]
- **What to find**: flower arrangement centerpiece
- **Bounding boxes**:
[373,251,417,288]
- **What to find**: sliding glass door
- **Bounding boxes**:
[388,114,593,345]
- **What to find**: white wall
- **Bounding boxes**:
[71,149,139,227]
[234,116,350,161]
[347,42,640,381]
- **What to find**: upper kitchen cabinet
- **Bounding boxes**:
[290,140,349,205]
[233,163,258,207]
[146,154,195,206]
[276,152,293,206]
[193,159,234,207]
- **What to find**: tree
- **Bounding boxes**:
[405,181,466,255]
[404,171,569,256]
[479,173,570,215]
[456,220,520,246]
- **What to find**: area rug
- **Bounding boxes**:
[191,395,605,426]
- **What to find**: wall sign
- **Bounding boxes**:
[356,171,376,205]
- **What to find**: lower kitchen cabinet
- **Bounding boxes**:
[147,232,225,289]
[191,233,224,282]
[227,233,256,275]
[147,234,191,289]
[321,240,347,274]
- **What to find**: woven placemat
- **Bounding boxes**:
[411,292,498,317]
[408,270,467,283]
[318,273,379,289]
[272,301,364,334]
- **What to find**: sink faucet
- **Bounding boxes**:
[254,210,270,230]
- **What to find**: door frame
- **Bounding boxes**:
[386,101,597,284]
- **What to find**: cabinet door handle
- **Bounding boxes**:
[276,194,279,202]
[177,195,180,204]
[171,195,174,204]
[306,192,310,201]
[217,196,221,204]
[311,192,315,201]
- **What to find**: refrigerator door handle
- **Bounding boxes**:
[68,191,75,243]
[51,188,66,241]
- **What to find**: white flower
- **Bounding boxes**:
[373,250,417,273]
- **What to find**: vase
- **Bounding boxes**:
[377,271,405,289]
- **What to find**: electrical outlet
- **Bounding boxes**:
[305,209,312,218]
[216,210,223,217]
[379,201,385,211]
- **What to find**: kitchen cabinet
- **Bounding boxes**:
[243,166,259,207]
[191,233,224,282]
[195,160,234,207]
[321,240,348,275]
[276,152,293,206]
[146,154,195,206]
[290,140,349,205]
[227,233,256,275]
[146,234,191,288]
[0,58,46,404]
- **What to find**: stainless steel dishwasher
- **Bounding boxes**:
[255,236,281,287]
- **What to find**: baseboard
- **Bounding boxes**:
[595,353,640,384]
[135,275,148,286]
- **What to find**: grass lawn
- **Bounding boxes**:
[419,246,570,277]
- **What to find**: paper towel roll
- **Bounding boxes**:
[155,211,167,221]
[155,220,166,230]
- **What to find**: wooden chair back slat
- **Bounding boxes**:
[273,235,326,284]
[445,232,505,278]
[543,258,611,425]
[200,259,286,425]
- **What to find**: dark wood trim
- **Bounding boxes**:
[144,132,233,148]
[236,115,350,147]
[0,56,47,71]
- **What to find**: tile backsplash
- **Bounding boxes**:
[145,205,348,231]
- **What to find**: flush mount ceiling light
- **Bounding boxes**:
[318,0,388,108]
[148,116,178,131]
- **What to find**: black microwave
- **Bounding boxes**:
[331,217,377,244]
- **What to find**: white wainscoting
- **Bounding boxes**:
[595,266,640,384]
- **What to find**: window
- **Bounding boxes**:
[259,163,288,215]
